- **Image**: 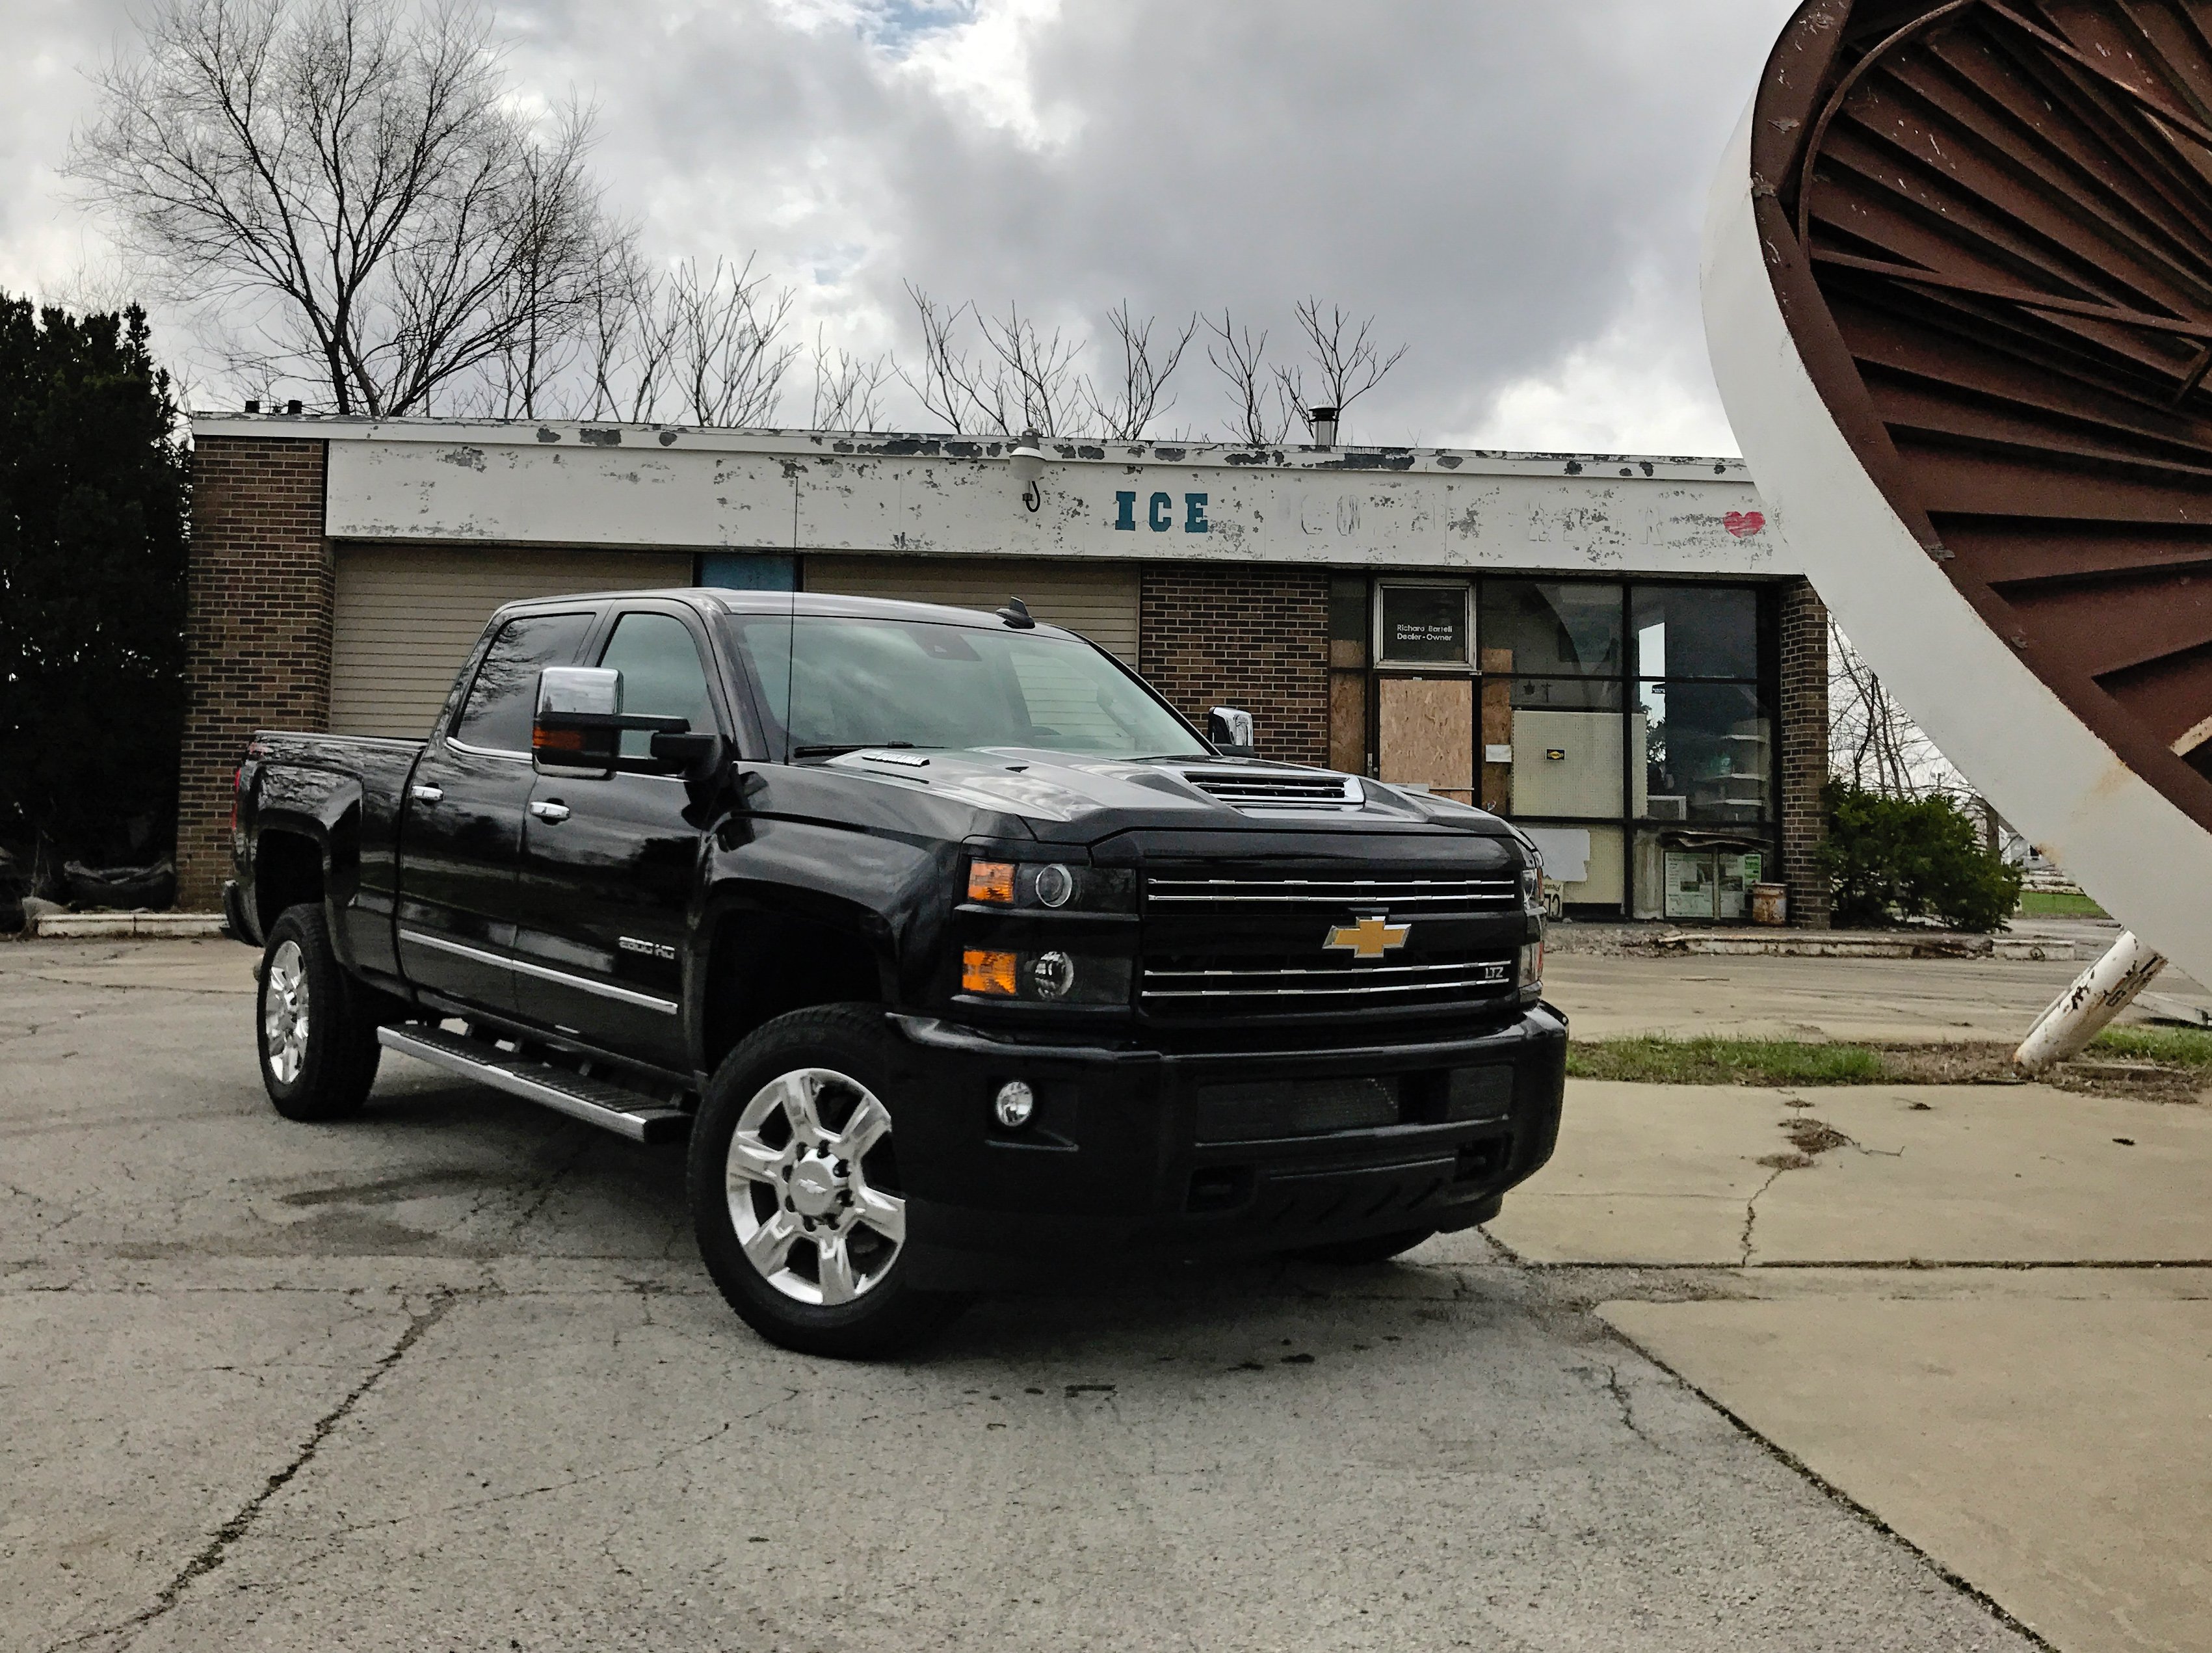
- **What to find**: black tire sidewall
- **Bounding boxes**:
[689,1004,956,1358]
[256,904,376,1121]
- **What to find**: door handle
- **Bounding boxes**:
[409,784,444,805]
[529,800,571,823]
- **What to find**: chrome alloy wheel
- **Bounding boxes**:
[724,1068,906,1305]
[262,939,311,1085]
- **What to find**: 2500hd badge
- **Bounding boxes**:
[226,588,1565,1356]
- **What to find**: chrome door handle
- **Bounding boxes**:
[409,784,444,804]
[529,800,571,823]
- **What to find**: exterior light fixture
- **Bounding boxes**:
[994,1081,1036,1129]
[1008,430,1047,512]
[1309,406,1340,447]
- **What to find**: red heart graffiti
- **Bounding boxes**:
[1724,509,1765,538]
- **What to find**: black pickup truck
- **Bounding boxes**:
[228,587,1564,1355]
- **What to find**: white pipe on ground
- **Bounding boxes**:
[2014,932,2167,1076]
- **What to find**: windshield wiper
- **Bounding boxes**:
[791,741,921,760]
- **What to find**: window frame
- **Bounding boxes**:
[1372,579,1477,672]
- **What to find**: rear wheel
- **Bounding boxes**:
[256,904,382,1122]
[689,1005,966,1358]
[1291,1227,1438,1266]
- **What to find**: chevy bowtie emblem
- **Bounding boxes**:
[1324,915,1412,960]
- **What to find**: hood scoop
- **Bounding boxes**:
[1184,769,1364,816]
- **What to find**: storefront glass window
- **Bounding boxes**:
[1631,585,1762,680]
[1481,581,1623,676]
[1642,681,1771,824]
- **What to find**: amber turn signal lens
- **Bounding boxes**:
[967,860,1016,904]
[962,949,1018,996]
[533,726,586,752]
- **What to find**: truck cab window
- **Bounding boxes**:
[452,612,593,753]
[599,613,717,758]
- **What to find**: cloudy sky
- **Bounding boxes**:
[0,0,1798,454]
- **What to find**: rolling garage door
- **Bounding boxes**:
[328,544,694,738]
[801,556,1140,663]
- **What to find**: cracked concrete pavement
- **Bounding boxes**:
[0,938,2131,1652]
[1493,1080,2212,1653]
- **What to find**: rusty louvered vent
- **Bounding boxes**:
[1753,0,2212,830]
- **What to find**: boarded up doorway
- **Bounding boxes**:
[1376,678,1474,801]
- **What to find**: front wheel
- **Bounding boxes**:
[688,1005,967,1358]
[256,904,382,1121]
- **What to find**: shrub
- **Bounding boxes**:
[1816,784,2024,932]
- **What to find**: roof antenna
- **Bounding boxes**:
[996,596,1036,629]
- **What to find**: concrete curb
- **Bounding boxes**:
[30,912,228,939]
[1546,926,2092,962]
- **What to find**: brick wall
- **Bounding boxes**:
[1140,566,1328,766]
[1778,576,1831,928]
[174,437,332,910]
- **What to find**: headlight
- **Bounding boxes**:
[965,857,1135,912]
[1518,940,1544,993]
[961,947,1133,1005]
[1520,864,1544,918]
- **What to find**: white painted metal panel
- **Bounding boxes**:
[328,544,692,739]
[1703,99,2212,988]
[293,419,1790,579]
[802,555,1139,664]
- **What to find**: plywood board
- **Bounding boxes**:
[1328,670,1368,778]
[1377,677,1473,799]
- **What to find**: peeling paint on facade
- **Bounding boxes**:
[195,414,1783,579]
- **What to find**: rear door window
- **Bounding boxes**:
[452,612,594,754]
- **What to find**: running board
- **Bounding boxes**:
[378,1025,692,1144]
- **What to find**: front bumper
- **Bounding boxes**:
[880,1005,1568,1289]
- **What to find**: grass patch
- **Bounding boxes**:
[1568,1028,2212,1095]
[2089,1025,2212,1068]
[2018,889,2109,918]
[1566,1035,1888,1087]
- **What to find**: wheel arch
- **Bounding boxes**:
[694,886,897,1076]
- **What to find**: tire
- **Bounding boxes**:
[689,1004,967,1358]
[1290,1227,1438,1267]
[256,903,382,1122]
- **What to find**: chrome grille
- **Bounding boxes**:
[1140,952,1514,1014]
[1184,770,1364,813]
[1146,873,1517,912]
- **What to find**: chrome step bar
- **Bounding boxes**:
[378,1025,691,1144]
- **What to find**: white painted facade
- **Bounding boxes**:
[193,414,1785,580]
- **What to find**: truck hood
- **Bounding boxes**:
[809,747,1517,845]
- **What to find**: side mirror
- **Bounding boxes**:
[1205,706,1256,760]
[533,667,694,773]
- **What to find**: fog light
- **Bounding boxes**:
[994,1080,1036,1128]
[1029,950,1075,999]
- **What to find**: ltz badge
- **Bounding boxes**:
[1323,916,1412,960]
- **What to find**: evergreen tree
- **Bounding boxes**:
[0,295,190,888]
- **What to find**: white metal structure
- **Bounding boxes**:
[1703,100,2212,991]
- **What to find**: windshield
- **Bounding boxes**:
[726,614,1209,760]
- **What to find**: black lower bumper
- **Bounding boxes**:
[880,1005,1568,1289]
[220,879,258,946]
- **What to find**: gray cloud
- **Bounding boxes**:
[0,0,1800,452]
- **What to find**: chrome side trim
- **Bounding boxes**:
[399,928,680,1016]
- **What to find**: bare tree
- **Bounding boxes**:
[663,256,798,427]
[899,285,1088,436]
[809,326,892,432]
[1081,301,1196,440]
[1829,620,1969,797]
[1275,297,1406,442]
[70,0,616,417]
[1205,310,1292,447]
[581,239,678,423]
[901,284,990,433]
